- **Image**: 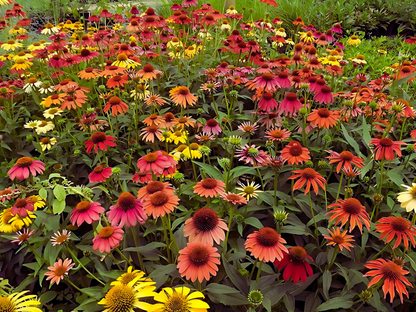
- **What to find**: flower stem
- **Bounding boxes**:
[249,259,258,280]
[65,277,100,300]
[256,262,263,283]
[66,248,105,286]
[335,172,344,201]
[327,245,339,270]
[308,192,319,237]
[222,206,234,255]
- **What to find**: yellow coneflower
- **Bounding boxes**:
[41,23,59,34]
[72,21,84,30]
[9,210,37,231]
[11,57,33,71]
[347,35,361,45]
[0,53,14,61]
[2,40,23,51]
[63,20,74,29]
[0,208,15,233]
[28,195,46,209]
[184,45,201,59]
[182,143,203,160]
[24,120,40,129]
[40,137,57,151]
[27,42,46,51]
[320,56,340,66]
[236,181,263,200]
[9,26,27,35]
[13,52,33,61]
[111,266,154,288]
[275,27,287,37]
[226,5,238,14]
[130,83,150,100]
[299,31,315,43]
[349,54,367,64]
[165,130,188,145]
[167,37,183,49]
[35,120,55,134]
[151,287,210,312]
[112,53,140,69]
[0,291,42,312]
[378,49,387,54]
[43,107,63,119]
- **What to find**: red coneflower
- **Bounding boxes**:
[280,141,310,165]
[245,227,288,262]
[143,191,180,218]
[375,216,416,250]
[106,74,128,88]
[258,92,278,112]
[314,86,334,104]
[364,259,412,303]
[293,17,304,25]
[194,178,226,198]
[177,242,220,282]
[132,171,153,184]
[137,151,174,175]
[260,0,278,6]
[289,168,327,195]
[370,138,406,161]
[107,192,147,227]
[89,165,112,183]
[11,198,34,217]
[70,201,105,227]
[235,144,270,166]
[8,157,45,180]
[184,207,228,245]
[323,227,354,251]
[274,246,313,283]
[327,198,370,233]
[169,86,198,108]
[278,93,303,116]
[85,132,117,154]
[93,226,124,253]
[104,96,129,116]
[307,108,340,129]
[326,150,364,173]
[200,14,218,25]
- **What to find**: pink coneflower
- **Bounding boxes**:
[202,119,222,134]
[85,132,117,154]
[181,0,198,7]
[70,201,105,227]
[137,151,174,175]
[177,242,220,282]
[93,226,124,253]
[246,73,280,92]
[11,198,34,217]
[141,125,163,143]
[184,207,228,245]
[278,93,303,117]
[331,23,342,34]
[314,86,334,104]
[221,192,248,205]
[195,133,216,142]
[89,165,112,183]
[275,71,291,88]
[8,157,45,180]
[107,192,147,227]
[50,229,71,246]
[138,181,175,201]
[235,144,270,166]
[45,259,74,285]
[194,178,226,198]
[258,92,278,112]
[0,187,18,203]
[132,171,153,183]
[11,228,35,245]
[370,138,406,161]
[238,121,259,134]
[245,227,288,262]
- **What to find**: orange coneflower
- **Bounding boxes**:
[326,150,364,173]
[78,68,102,80]
[45,259,74,285]
[126,19,142,32]
[104,96,129,116]
[281,141,310,165]
[137,181,175,201]
[60,91,88,110]
[145,94,166,107]
[141,125,163,143]
[174,116,196,129]
[323,227,354,251]
[375,216,416,250]
[143,191,179,218]
[143,114,163,126]
[364,259,412,303]
[327,198,370,233]
[137,64,162,81]
[101,65,126,77]
[106,74,129,88]
[288,168,327,195]
[43,94,64,107]
[265,128,290,141]
[245,227,288,262]
[194,178,226,198]
[307,108,340,129]
[169,86,198,108]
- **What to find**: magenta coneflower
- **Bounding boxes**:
[93,226,124,253]
[89,166,112,183]
[70,201,105,227]
[107,192,147,227]
[202,119,222,134]
[246,73,280,92]
[278,93,303,117]
[258,92,278,112]
[314,86,334,104]
[11,198,34,217]
[8,157,45,181]
[235,144,270,166]
[85,132,117,154]
[275,71,291,88]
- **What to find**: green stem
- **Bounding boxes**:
[130,227,145,272]
[308,192,318,237]
[114,247,131,264]
[335,172,344,201]
[66,248,105,286]
[327,245,339,270]
[65,277,100,300]
[249,259,258,280]
[256,262,264,283]
[222,207,234,255]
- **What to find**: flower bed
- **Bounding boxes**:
[1,0,416,311]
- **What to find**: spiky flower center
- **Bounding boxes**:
[342,198,362,215]
[117,192,137,210]
[149,191,169,206]
[379,138,393,147]
[189,245,210,266]
[76,201,91,212]
[91,132,107,143]
[99,226,115,238]
[16,157,34,168]
[201,178,218,189]
[193,207,218,232]
[104,285,136,312]
[256,227,280,247]
[390,217,410,232]
[317,108,331,118]
[289,246,307,263]
[144,152,158,163]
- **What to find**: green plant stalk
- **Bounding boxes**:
[66,248,105,286]
[65,277,99,300]
[130,227,145,272]
[256,261,263,283]
[249,259,258,280]
[308,192,318,237]
[327,245,339,270]
[222,206,234,255]
[335,172,344,201]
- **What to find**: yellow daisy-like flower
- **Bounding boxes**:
[9,26,27,35]
[63,20,74,29]
[72,22,84,30]
[41,23,60,34]
[27,42,46,51]
[167,37,183,49]
[182,143,203,160]
[43,107,63,119]
[13,52,33,61]
[24,120,40,129]
[0,291,42,312]
[299,31,315,43]
[111,266,155,289]
[130,84,150,100]
[347,35,361,45]
[165,130,188,145]
[35,120,55,134]
[11,57,33,71]
[28,195,46,209]
[9,210,37,231]
[0,208,16,233]
[113,23,124,31]
[171,144,187,161]
[349,55,367,64]
[0,53,14,61]
[286,38,295,46]
[236,181,263,200]
[2,40,23,51]
[226,5,238,14]
[150,287,209,312]
[40,137,57,151]
[99,278,156,312]
[397,183,416,212]
[184,45,198,59]
[112,53,140,69]
[378,49,387,55]
[320,56,340,66]
[168,49,182,60]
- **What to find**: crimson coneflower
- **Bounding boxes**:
[280,141,310,165]
[323,227,354,251]
[314,86,334,104]
[245,227,288,262]
[235,144,270,166]
[327,198,370,233]
[70,201,105,227]
[93,226,124,253]
[364,259,412,303]
[8,157,45,180]
[274,246,313,283]
[375,216,416,250]
[278,93,303,116]
[169,86,198,108]
[85,132,117,154]
[246,73,280,92]
[194,178,226,198]
[11,198,34,217]
[177,242,220,283]
[370,137,406,161]
[89,165,112,183]
[258,92,278,112]
[289,168,327,195]
[307,108,340,129]
[143,191,179,218]
[184,207,228,245]
[107,192,147,227]
[326,150,364,173]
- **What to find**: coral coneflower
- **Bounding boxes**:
[326,150,364,173]
[289,168,327,195]
[184,207,228,245]
[375,216,416,250]
[93,226,124,253]
[141,125,163,143]
[327,198,370,233]
[138,181,175,201]
[89,165,112,183]
[143,191,179,218]
[177,242,220,283]
[106,74,128,88]
[307,108,340,129]
[8,157,45,180]
[169,86,198,108]
[104,96,129,116]
[221,192,248,205]
[245,227,288,262]
[107,192,147,227]
[85,132,117,154]
[364,259,412,303]
[70,201,104,227]
[274,246,313,283]
[137,64,162,81]
[11,198,34,217]
[132,171,153,184]
[0,187,17,203]
[45,259,74,285]
[137,151,175,175]
[265,128,290,141]
[280,141,310,165]
[323,227,354,251]
[278,93,303,116]
[370,138,406,161]
[194,178,226,198]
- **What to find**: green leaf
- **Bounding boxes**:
[361,116,371,148]
[244,217,263,229]
[315,297,354,311]
[230,166,257,180]
[53,185,66,201]
[223,258,249,295]
[39,291,56,305]
[322,270,331,300]
[193,161,223,180]
[341,124,364,158]
[206,283,241,294]
[39,188,47,200]
[52,199,66,214]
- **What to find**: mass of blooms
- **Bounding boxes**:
[1,0,416,310]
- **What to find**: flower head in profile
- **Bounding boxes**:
[8,157,45,180]
[45,258,75,285]
[202,119,222,135]
[221,192,248,205]
[107,192,147,227]
[327,198,370,233]
[364,259,412,303]
[0,291,42,312]
[369,137,405,161]
[288,168,327,195]
[93,226,124,253]
[104,96,129,116]
[397,183,416,212]
[375,216,416,250]
[70,201,104,227]
[194,178,225,198]
[235,144,270,166]
[89,165,112,183]
[323,227,354,251]
[326,150,364,173]
[151,287,210,312]
[169,86,198,108]
[274,246,313,283]
[245,227,288,262]
[184,207,228,245]
[85,132,117,154]
[177,242,220,283]
[281,141,310,165]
